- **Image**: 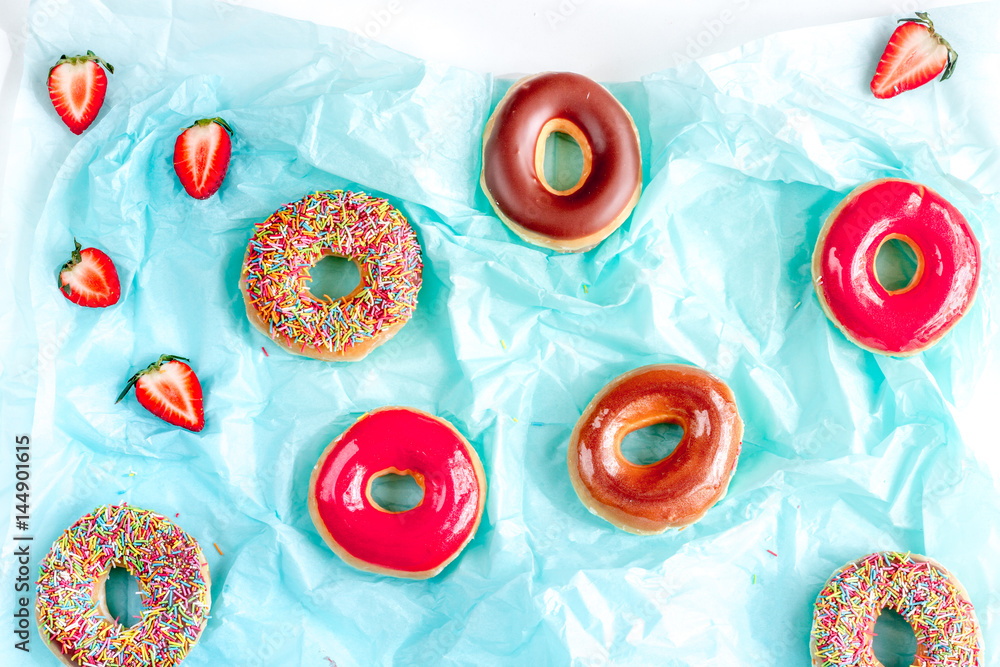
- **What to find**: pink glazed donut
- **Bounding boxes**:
[308,407,486,579]
[812,178,980,356]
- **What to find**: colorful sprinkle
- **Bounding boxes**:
[213,543,223,557]
[500,339,507,350]
[35,504,211,667]
[242,190,422,356]
[811,552,981,666]
[261,347,269,357]
[767,549,777,558]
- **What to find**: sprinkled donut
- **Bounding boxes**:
[308,407,486,579]
[812,178,980,356]
[240,190,422,361]
[481,71,642,252]
[568,364,743,534]
[811,551,982,666]
[35,504,211,667]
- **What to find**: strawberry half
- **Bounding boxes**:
[58,239,121,308]
[47,50,113,134]
[871,12,957,99]
[173,117,233,199]
[117,355,205,431]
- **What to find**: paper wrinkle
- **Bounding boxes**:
[2,0,1000,665]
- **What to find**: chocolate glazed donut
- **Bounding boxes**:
[568,365,743,534]
[481,72,642,252]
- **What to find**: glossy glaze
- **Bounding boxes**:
[482,72,642,241]
[570,365,743,533]
[814,179,980,355]
[311,408,483,574]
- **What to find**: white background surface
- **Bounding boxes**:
[0,0,995,461]
[0,0,970,196]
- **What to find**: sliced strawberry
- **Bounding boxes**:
[173,117,233,199]
[58,239,120,308]
[871,13,957,99]
[116,355,205,432]
[47,50,113,134]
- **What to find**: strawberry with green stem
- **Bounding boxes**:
[871,13,957,99]
[173,117,234,199]
[47,50,113,134]
[58,239,120,308]
[117,355,205,432]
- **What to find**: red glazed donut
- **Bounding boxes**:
[812,178,980,356]
[567,364,743,534]
[308,407,487,579]
[481,72,642,252]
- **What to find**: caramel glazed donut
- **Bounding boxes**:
[481,71,642,252]
[35,504,211,667]
[811,552,982,666]
[240,190,422,361]
[568,364,743,534]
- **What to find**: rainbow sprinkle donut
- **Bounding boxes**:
[240,190,423,361]
[35,504,211,667]
[811,552,982,666]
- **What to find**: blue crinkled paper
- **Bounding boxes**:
[1,0,999,665]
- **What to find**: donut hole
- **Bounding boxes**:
[874,235,922,294]
[620,421,684,466]
[306,254,361,302]
[535,119,592,195]
[103,566,143,629]
[872,608,918,667]
[368,470,425,513]
[542,132,585,193]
